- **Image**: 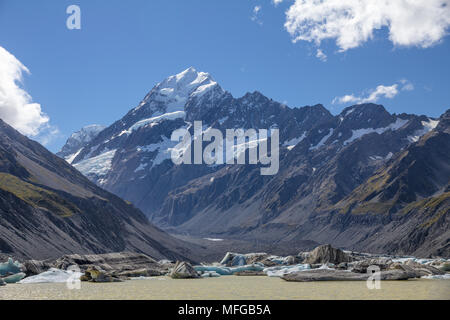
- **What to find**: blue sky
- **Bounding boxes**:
[0,0,449,152]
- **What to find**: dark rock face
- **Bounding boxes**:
[304,244,352,264]
[0,120,200,261]
[63,67,449,258]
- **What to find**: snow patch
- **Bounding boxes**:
[344,118,408,145]
[283,132,306,149]
[310,129,334,150]
[407,118,439,143]
[65,148,83,164]
[119,111,186,137]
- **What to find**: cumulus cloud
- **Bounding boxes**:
[272,0,284,6]
[332,82,412,105]
[0,46,52,139]
[284,0,450,52]
[251,5,263,25]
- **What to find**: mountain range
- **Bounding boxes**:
[0,118,201,261]
[59,67,449,258]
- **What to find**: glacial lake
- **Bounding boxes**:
[1,276,449,300]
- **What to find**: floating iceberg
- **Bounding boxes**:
[0,258,23,276]
[220,252,268,266]
[194,264,265,276]
[19,268,83,284]
[264,264,312,277]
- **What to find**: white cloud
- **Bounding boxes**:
[399,79,414,91]
[284,0,450,52]
[251,5,263,25]
[333,83,401,104]
[272,0,284,6]
[316,49,327,61]
[0,46,53,139]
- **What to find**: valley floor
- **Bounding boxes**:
[1,276,449,300]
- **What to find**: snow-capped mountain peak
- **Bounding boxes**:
[135,67,222,115]
[56,124,105,163]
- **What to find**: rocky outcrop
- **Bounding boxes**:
[305,245,352,264]
[169,261,200,279]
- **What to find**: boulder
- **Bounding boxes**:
[305,245,352,264]
[169,261,200,279]
[0,278,5,286]
[282,269,415,282]
[82,266,123,283]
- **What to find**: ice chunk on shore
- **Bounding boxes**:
[3,272,26,283]
[19,268,83,284]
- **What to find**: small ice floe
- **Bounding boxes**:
[19,268,83,284]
